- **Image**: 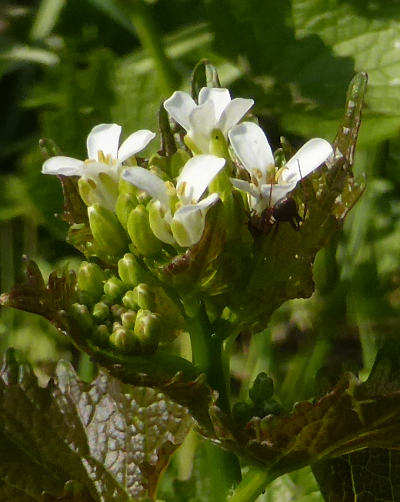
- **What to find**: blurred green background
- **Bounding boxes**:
[1,1,400,498]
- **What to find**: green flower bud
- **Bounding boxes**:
[77,261,107,301]
[109,327,137,353]
[103,277,127,302]
[249,372,274,404]
[257,399,281,417]
[121,311,137,330]
[169,149,191,178]
[92,301,110,322]
[134,309,161,353]
[122,290,137,310]
[110,303,127,319]
[127,204,163,256]
[116,192,138,229]
[132,283,156,311]
[88,204,128,256]
[118,253,148,287]
[68,303,94,333]
[93,324,110,347]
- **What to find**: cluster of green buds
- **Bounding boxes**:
[69,254,185,354]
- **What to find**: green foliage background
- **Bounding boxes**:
[1,0,400,500]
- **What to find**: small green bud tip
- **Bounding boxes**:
[68,303,93,332]
[121,311,137,329]
[134,309,161,353]
[78,261,107,300]
[92,301,110,322]
[118,253,147,287]
[127,204,163,256]
[110,303,127,319]
[116,192,138,229]
[88,204,128,256]
[249,372,274,403]
[103,277,127,302]
[93,324,110,347]
[109,327,137,353]
[132,283,156,311]
[122,290,137,310]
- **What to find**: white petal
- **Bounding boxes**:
[42,156,83,176]
[122,167,169,208]
[87,123,122,161]
[282,138,333,184]
[118,130,156,163]
[229,122,274,178]
[198,87,231,121]
[187,100,217,153]
[172,205,206,247]
[177,155,225,204]
[230,178,260,199]
[195,192,220,212]
[219,98,254,135]
[260,182,297,205]
[164,91,196,132]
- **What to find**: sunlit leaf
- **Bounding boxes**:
[0,349,192,501]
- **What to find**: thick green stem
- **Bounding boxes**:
[128,0,179,95]
[228,467,273,502]
[186,302,230,412]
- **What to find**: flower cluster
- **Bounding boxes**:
[42,86,333,251]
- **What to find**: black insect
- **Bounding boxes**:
[271,196,302,230]
[249,196,303,234]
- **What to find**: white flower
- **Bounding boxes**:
[228,122,333,213]
[164,87,254,153]
[42,123,155,211]
[122,155,225,247]
[42,123,155,181]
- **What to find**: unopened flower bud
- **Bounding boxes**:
[68,303,94,333]
[127,204,163,256]
[121,311,137,330]
[92,301,110,322]
[118,253,148,287]
[116,192,138,229]
[77,261,107,301]
[249,372,274,404]
[93,324,110,347]
[132,283,156,311]
[134,309,161,353]
[110,303,127,319]
[122,290,137,310]
[109,327,137,353]
[103,277,127,302]
[88,204,128,256]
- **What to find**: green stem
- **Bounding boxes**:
[128,0,179,95]
[186,302,230,412]
[228,467,273,502]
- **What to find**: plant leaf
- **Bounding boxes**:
[312,449,400,502]
[209,341,400,478]
[0,349,192,501]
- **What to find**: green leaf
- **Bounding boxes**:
[0,349,192,501]
[209,340,400,478]
[312,449,400,502]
